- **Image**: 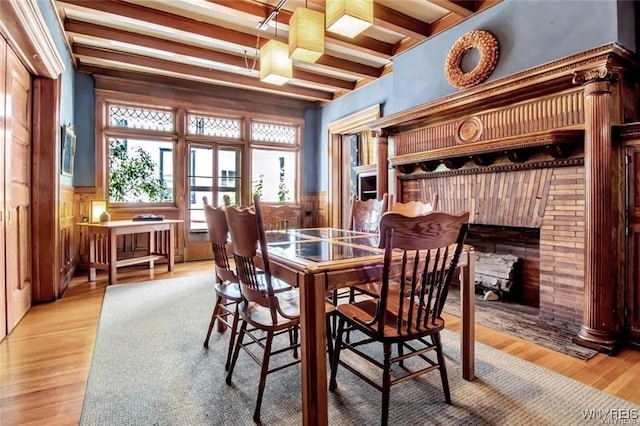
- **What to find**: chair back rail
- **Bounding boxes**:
[203,197,237,283]
[348,193,389,233]
[389,192,439,216]
[260,204,291,231]
[373,211,470,335]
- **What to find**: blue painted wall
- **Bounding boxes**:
[73,73,96,186]
[307,0,633,192]
[37,0,76,186]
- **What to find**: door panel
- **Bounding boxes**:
[5,46,32,332]
[0,40,6,340]
[185,143,240,260]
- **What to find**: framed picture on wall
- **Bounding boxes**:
[61,124,76,177]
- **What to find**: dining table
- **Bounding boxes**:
[263,227,476,426]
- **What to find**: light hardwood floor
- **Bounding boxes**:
[1,261,639,425]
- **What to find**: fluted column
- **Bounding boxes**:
[572,62,621,353]
[374,129,388,200]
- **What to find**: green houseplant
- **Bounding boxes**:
[108,139,170,203]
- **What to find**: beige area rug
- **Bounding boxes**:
[81,275,638,425]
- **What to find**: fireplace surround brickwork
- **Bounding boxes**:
[402,165,585,323]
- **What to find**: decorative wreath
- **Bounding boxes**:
[445,30,499,90]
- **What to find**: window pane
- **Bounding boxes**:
[218,148,240,205]
[252,149,296,203]
[190,191,213,231]
[109,105,174,132]
[251,122,296,144]
[108,138,173,203]
[188,146,213,232]
[187,115,241,138]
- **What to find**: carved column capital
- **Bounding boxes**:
[572,61,622,86]
[372,128,389,139]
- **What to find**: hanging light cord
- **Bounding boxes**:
[244,32,260,72]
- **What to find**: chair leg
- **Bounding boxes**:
[433,333,451,404]
[204,295,223,348]
[225,320,247,385]
[331,290,339,338]
[325,315,334,364]
[329,318,345,391]
[254,331,274,424]
[224,304,240,371]
[381,342,392,426]
[397,342,404,369]
[288,327,299,359]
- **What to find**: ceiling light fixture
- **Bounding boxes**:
[289,2,324,63]
[256,0,287,31]
[259,6,292,85]
[325,0,373,39]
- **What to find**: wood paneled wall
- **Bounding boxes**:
[394,89,585,156]
[302,192,327,228]
[59,185,75,289]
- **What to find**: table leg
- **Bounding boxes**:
[148,230,156,270]
[168,225,175,272]
[460,247,475,381]
[109,229,118,285]
[299,272,329,426]
[88,232,96,282]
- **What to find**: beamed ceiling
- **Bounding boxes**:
[55,0,500,107]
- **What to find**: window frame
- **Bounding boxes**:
[95,95,305,211]
[249,119,301,205]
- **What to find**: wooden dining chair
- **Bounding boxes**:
[348,193,389,232]
[353,192,440,299]
[337,193,389,305]
[390,192,439,216]
[329,210,470,425]
[202,196,242,372]
[225,194,334,423]
[260,203,291,231]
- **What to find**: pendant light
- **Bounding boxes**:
[325,0,373,39]
[289,3,324,63]
[260,11,292,85]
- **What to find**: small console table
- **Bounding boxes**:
[78,219,183,285]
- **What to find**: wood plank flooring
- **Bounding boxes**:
[1,260,639,425]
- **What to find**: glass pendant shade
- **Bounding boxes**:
[289,8,324,63]
[325,0,373,38]
[260,39,293,85]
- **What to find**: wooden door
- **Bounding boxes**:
[4,45,32,332]
[185,143,241,260]
[0,40,6,340]
[626,145,640,347]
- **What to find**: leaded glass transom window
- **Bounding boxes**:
[251,122,297,144]
[109,105,174,132]
[187,115,241,138]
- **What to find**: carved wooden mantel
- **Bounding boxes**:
[367,43,639,353]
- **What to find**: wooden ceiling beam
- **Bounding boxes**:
[428,12,465,36]
[72,45,334,101]
[427,0,475,17]
[373,3,429,40]
[205,0,393,59]
[58,0,380,79]
[80,65,317,111]
[65,19,355,91]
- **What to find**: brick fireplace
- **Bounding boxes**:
[465,224,540,307]
[400,162,585,323]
